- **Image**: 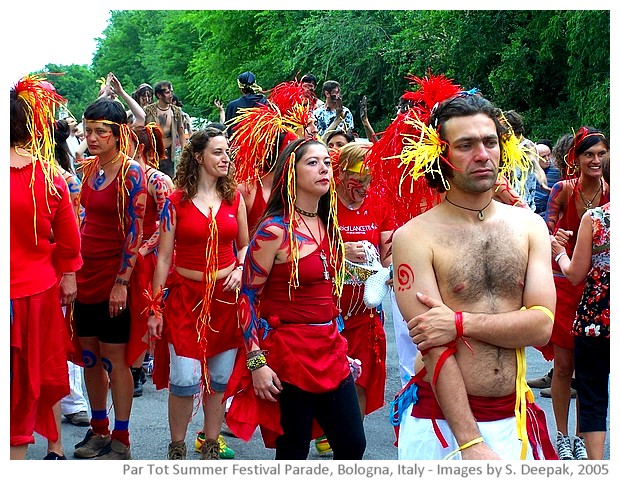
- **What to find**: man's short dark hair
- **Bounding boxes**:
[154,81,172,97]
[536,139,553,150]
[322,80,340,95]
[301,74,317,86]
[426,93,505,192]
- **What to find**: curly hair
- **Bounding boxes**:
[425,94,506,192]
[552,133,574,179]
[174,127,237,203]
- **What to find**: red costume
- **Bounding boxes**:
[77,161,147,365]
[152,190,244,389]
[225,236,351,447]
[246,185,268,234]
[128,170,168,362]
[336,196,395,414]
[11,162,82,446]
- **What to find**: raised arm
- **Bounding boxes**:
[108,73,146,126]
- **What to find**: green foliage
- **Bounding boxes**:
[42,64,97,120]
[60,9,607,144]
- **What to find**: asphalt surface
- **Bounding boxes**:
[24,297,609,461]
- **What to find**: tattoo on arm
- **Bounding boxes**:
[142,173,172,253]
[397,263,415,291]
[118,164,146,277]
[239,217,286,351]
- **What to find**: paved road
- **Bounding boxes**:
[25,297,609,461]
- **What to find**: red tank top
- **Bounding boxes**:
[171,189,241,271]
[260,233,339,324]
[80,173,124,260]
[247,185,268,234]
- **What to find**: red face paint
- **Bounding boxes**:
[397,264,414,291]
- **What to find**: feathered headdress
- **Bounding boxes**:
[392,75,532,207]
[365,72,457,225]
[13,75,67,243]
[229,80,312,186]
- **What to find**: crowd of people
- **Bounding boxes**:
[10,69,609,462]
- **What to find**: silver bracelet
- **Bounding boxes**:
[554,252,567,263]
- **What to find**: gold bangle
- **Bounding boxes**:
[443,436,484,460]
[527,305,554,322]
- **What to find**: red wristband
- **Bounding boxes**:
[455,311,464,338]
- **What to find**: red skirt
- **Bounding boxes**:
[152,271,242,390]
[551,275,584,351]
[126,251,157,365]
[340,285,386,414]
[224,317,351,448]
[11,286,71,446]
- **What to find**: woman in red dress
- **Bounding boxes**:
[545,126,610,460]
[225,138,366,459]
[147,127,249,460]
[10,75,82,459]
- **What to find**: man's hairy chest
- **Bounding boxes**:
[432,222,528,310]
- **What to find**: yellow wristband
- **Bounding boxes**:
[443,436,484,460]
[527,305,554,323]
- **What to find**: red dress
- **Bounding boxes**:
[152,190,244,390]
[549,186,610,353]
[336,195,395,414]
[76,161,148,365]
[225,233,351,447]
[11,162,82,446]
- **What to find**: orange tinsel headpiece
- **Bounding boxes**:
[229,80,312,186]
[13,74,67,193]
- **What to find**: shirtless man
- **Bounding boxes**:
[392,93,556,460]
[144,81,185,178]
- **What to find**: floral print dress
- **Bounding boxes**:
[572,203,610,338]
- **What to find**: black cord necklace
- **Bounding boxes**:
[444,196,493,221]
[294,205,318,217]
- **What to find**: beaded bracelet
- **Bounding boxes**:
[246,354,267,371]
[246,349,267,360]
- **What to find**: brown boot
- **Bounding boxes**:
[168,441,187,460]
[200,438,220,460]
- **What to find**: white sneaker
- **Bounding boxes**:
[573,436,588,460]
[556,432,574,460]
